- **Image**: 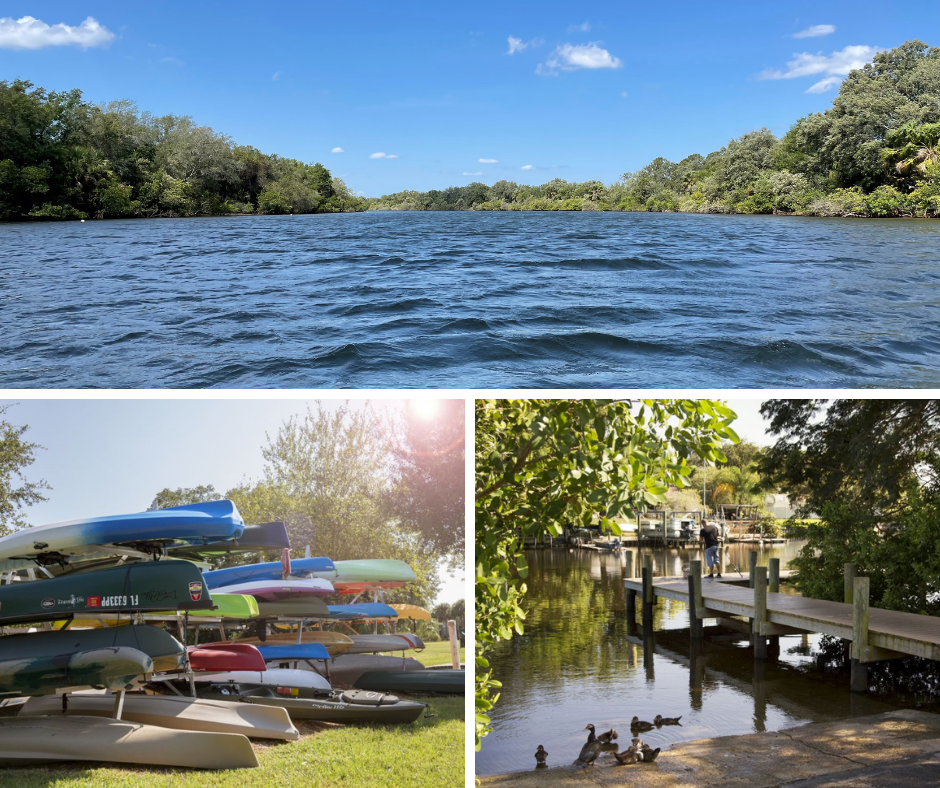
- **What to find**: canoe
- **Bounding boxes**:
[204,556,334,589]
[255,598,329,618]
[194,684,428,724]
[18,692,299,740]
[355,668,465,695]
[389,604,432,621]
[71,592,260,627]
[187,642,266,673]
[316,559,416,594]
[0,624,185,683]
[0,560,213,625]
[218,578,334,601]
[237,630,354,655]
[0,501,245,563]
[190,667,331,692]
[0,714,258,768]
[324,654,425,686]
[256,643,331,662]
[345,634,422,654]
[0,646,153,697]
[326,603,399,620]
[168,521,290,560]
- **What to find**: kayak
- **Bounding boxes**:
[0,501,245,563]
[167,521,290,560]
[345,634,423,654]
[217,578,334,601]
[255,598,329,618]
[317,559,416,594]
[390,604,432,621]
[355,669,465,695]
[204,556,334,589]
[193,684,428,724]
[323,654,425,686]
[326,603,399,620]
[0,714,258,769]
[237,631,354,655]
[0,560,213,624]
[73,592,260,626]
[18,692,299,741]
[187,643,266,673]
[0,646,154,697]
[255,643,331,662]
[189,667,331,692]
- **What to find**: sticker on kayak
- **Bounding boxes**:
[88,596,101,607]
[189,581,203,602]
[41,597,55,609]
[276,687,300,696]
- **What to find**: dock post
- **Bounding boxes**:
[719,543,726,576]
[624,550,634,579]
[642,554,654,629]
[753,566,768,659]
[768,558,780,593]
[748,550,758,589]
[625,586,637,623]
[844,563,857,604]
[688,559,703,639]
[850,576,870,692]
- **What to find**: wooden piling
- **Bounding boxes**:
[844,563,857,605]
[769,558,780,594]
[850,576,870,692]
[626,587,637,623]
[689,559,703,639]
[624,550,634,579]
[642,554,654,628]
[753,566,768,659]
[748,550,758,589]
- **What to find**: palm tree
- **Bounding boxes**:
[882,121,940,184]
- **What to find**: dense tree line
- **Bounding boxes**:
[372,40,940,219]
[0,80,365,221]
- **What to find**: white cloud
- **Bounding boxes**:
[758,44,881,82]
[272,71,281,81]
[479,158,498,163]
[568,21,591,32]
[806,76,842,93]
[537,42,622,75]
[369,152,399,159]
[793,24,836,39]
[0,15,114,50]
[507,35,543,55]
[521,164,533,170]
[331,147,344,153]
[463,171,483,176]
[620,91,628,98]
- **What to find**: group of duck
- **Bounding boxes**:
[0,500,463,770]
[534,714,682,770]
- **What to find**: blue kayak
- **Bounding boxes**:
[256,644,331,662]
[326,603,399,620]
[204,556,335,589]
[0,500,245,562]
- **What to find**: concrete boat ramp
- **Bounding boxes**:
[478,709,940,787]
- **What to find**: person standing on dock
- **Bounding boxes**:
[700,520,722,579]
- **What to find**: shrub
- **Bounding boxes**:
[257,187,292,214]
[27,203,86,220]
[865,185,911,217]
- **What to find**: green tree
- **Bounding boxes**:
[0,404,50,535]
[475,399,740,748]
[150,484,222,510]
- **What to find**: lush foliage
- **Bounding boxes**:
[0,404,49,536]
[474,398,739,749]
[758,399,940,613]
[0,80,365,221]
[369,41,940,218]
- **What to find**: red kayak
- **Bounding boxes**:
[187,642,266,672]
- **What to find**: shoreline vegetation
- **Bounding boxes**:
[2,40,937,223]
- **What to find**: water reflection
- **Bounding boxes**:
[476,543,899,776]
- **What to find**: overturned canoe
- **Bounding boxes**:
[18,692,299,741]
[325,654,425,686]
[0,646,153,697]
[256,643,331,663]
[0,714,258,768]
[219,578,335,601]
[326,603,399,620]
[0,560,213,625]
[204,556,334,589]
[187,642,266,673]
[316,559,416,594]
[195,684,428,724]
[168,521,290,561]
[355,668,465,694]
[238,630,353,655]
[346,634,422,654]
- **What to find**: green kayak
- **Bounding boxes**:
[0,561,213,624]
[354,669,465,695]
[150,592,259,620]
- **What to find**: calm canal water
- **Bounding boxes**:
[2,212,939,387]
[476,543,933,776]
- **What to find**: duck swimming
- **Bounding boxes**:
[654,714,683,726]
[534,745,548,766]
[631,716,654,732]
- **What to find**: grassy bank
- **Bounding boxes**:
[414,640,465,667]
[4,694,463,788]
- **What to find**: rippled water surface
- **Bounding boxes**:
[475,545,919,776]
[2,211,939,387]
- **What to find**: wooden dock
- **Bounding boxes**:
[624,556,940,692]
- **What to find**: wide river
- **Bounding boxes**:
[476,544,938,776]
[2,211,939,387]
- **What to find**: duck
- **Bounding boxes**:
[597,728,618,744]
[631,737,662,763]
[575,739,603,767]
[534,745,548,766]
[630,716,654,732]
[584,723,598,743]
[612,742,641,765]
[654,714,683,726]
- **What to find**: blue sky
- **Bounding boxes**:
[0,398,465,603]
[0,2,919,195]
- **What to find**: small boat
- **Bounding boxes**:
[0,560,213,624]
[75,592,260,626]
[314,559,416,594]
[255,643,331,663]
[0,714,258,768]
[217,578,335,601]
[188,667,331,692]
[204,556,335,589]
[326,603,399,620]
[187,642,267,673]
[238,630,354,655]
[168,521,290,560]
[354,668,465,694]
[325,654,425,686]
[0,500,244,563]
[0,646,154,697]
[18,691,300,740]
[345,634,423,654]
[388,604,432,621]
[194,684,427,724]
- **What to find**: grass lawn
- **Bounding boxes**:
[414,640,465,667]
[3,696,464,787]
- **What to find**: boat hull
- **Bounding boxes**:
[355,668,465,695]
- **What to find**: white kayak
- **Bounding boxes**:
[190,667,331,692]
[345,634,424,654]
[218,578,335,600]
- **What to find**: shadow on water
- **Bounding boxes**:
[476,544,940,775]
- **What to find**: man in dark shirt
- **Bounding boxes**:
[700,520,722,579]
